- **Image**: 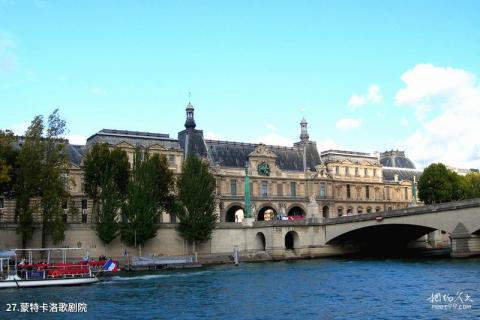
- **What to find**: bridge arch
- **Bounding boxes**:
[326,223,438,245]
[287,204,306,218]
[224,203,245,222]
[255,232,266,251]
[257,203,278,221]
[285,231,299,250]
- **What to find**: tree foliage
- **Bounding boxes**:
[83,143,129,244]
[121,149,174,248]
[0,129,18,196]
[418,163,466,204]
[464,172,480,199]
[174,156,217,245]
[39,109,70,246]
[14,117,44,248]
[13,110,71,248]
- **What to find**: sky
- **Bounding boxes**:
[1,0,479,169]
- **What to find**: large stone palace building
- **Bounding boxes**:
[0,103,423,225]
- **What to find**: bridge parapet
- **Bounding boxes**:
[326,198,480,225]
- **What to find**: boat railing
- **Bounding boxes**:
[17,263,94,279]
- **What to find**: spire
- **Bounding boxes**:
[184,101,196,129]
[300,117,309,142]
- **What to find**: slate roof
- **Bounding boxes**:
[86,129,181,150]
[69,144,86,166]
[382,167,423,182]
[380,150,416,169]
[205,140,321,171]
[178,129,209,159]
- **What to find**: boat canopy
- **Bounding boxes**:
[0,250,16,258]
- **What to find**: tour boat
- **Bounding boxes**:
[0,248,99,289]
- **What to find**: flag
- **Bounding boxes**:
[103,259,117,272]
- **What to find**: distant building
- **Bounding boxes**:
[0,103,421,225]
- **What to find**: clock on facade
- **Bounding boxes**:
[257,162,270,176]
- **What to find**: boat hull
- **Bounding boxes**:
[0,276,99,289]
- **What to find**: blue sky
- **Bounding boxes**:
[1,1,479,169]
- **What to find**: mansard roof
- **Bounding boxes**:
[380,150,416,169]
[382,167,423,182]
[87,129,181,150]
[69,144,86,166]
[205,140,321,171]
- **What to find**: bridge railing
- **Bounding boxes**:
[326,198,480,225]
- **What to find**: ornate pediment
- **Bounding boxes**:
[115,141,135,149]
[148,143,168,151]
[248,144,277,158]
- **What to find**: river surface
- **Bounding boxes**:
[0,257,479,319]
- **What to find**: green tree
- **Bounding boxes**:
[121,149,174,251]
[83,143,111,221]
[39,109,70,247]
[174,156,217,257]
[14,117,44,248]
[0,130,18,195]
[418,163,466,204]
[83,143,129,245]
[464,172,480,199]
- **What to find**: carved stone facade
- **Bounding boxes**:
[0,103,422,226]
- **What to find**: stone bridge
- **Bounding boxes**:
[323,198,480,257]
[236,198,480,259]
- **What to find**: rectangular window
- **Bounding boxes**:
[62,200,68,210]
[82,199,88,210]
[373,169,377,177]
[364,168,368,176]
[290,182,296,197]
[320,183,326,198]
[168,154,175,164]
[230,179,237,196]
[277,183,283,196]
[0,198,4,209]
[346,167,350,176]
[82,213,87,223]
[335,166,339,175]
[366,186,370,199]
[386,187,391,200]
[346,184,351,199]
[405,187,408,200]
[355,167,359,176]
[63,213,68,223]
[261,181,268,197]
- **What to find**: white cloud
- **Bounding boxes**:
[348,84,383,109]
[367,84,382,104]
[347,94,366,108]
[204,131,223,140]
[255,133,293,146]
[400,117,409,127]
[336,118,361,130]
[66,135,87,145]
[395,64,480,169]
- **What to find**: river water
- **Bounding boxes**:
[1,257,479,319]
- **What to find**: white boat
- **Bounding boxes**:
[0,248,99,289]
